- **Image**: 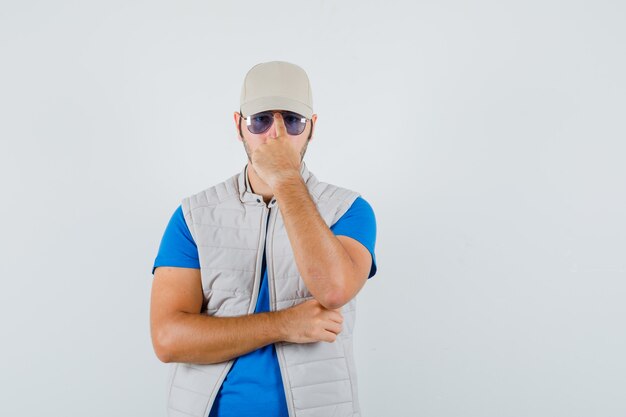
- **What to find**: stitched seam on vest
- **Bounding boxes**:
[207,305,250,310]
[168,405,203,417]
[287,355,345,367]
[342,340,356,413]
[206,309,242,314]
[190,205,241,213]
[291,377,350,390]
[201,266,255,273]
[209,292,252,298]
[172,384,212,397]
[188,365,223,374]
[295,400,352,411]
[197,244,257,250]
[167,364,179,409]
[208,288,252,294]
[192,224,259,230]
[190,195,239,210]
[182,202,199,247]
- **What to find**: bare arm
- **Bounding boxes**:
[150,266,283,364]
[274,177,371,309]
[150,266,343,364]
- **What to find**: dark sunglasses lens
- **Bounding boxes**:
[282,112,306,135]
[248,112,272,134]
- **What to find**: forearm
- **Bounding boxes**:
[274,176,355,308]
[159,310,285,364]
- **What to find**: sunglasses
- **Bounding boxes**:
[243,110,308,136]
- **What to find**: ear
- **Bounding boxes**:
[234,111,243,141]
[309,114,318,141]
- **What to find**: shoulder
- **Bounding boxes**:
[333,196,376,228]
[181,172,240,215]
[335,195,376,221]
[306,174,360,222]
[347,196,374,213]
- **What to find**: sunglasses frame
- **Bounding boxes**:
[241,110,309,136]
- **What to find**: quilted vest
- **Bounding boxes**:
[165,161,363,417]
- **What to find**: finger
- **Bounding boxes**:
[323,330,338,343]
[328,312,343,323]
[325,321,342,335]
[273,112,287,138]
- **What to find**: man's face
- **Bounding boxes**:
[234,110,317,164]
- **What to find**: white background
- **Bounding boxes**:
[1,1,625,416]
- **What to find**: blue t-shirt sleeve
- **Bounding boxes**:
[152,205,200,275]
[330,196,378,279]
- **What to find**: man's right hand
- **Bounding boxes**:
[277,299,344,344]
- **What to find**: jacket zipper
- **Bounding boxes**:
[267,201,297,417]
[249,204,269,314]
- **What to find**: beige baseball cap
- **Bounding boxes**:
[239,61,313,119]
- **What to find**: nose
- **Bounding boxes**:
[264,112,281,138]
[266,122,277,138]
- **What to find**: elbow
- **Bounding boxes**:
[319,265,359,309]
[152,327,175,363]
[322,298,346,310]
[310,270,353,310]
[155,347,174,364]
[319,287,348,310]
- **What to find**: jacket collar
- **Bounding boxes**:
[237,160,312,204]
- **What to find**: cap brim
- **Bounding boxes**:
[241,96,313,119]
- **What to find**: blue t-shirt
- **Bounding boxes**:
[152,196,377,417]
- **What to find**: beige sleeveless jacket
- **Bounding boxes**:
[166,161,362,417]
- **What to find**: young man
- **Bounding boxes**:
[150,61,378,417]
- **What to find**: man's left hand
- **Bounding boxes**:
[250,112,302,190]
